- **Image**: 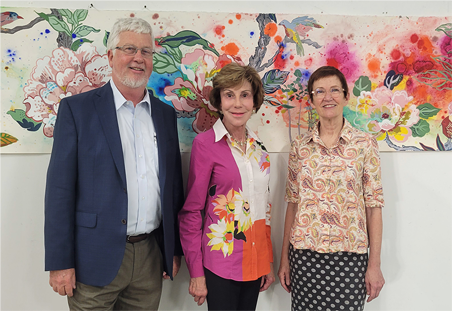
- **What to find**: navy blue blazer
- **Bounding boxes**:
[44,82,184,287]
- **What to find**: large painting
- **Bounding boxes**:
[1,8,451,152]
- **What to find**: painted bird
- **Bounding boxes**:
[1,11,23,27]
[279,16,323,56]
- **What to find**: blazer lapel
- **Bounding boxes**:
[94,82,127,188]
[150,91,167,191]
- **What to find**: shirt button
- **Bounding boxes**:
[121,219,127,225]
[142,197,145,200]
[138,154,143,158]
[141,175,145,179]
[252,242,255,246]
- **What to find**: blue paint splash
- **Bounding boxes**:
[5,49,21,64]
[250,31,255,38]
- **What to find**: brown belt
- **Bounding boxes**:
[126,233,150,243]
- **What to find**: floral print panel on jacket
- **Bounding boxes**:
[285,119,384,254]
[179,119,272,282]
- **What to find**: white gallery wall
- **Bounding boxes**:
[1,1,451,311]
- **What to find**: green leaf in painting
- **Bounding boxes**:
[263,95,282,107]
[1,133,18,147]
[58,9,75,25]
[73,9,88,23]
[153,52,179,74]
[435,23,452,38]
[433,56,452,72]
[294,69,302,77]
[417,103,441,119]
[353,76,372,97]
[415,69,452,91]
[71,38,94,51]
[410,119,430,137]
[165,46,183,63]
[35,11,50,22]
[419,142,435,151]
[158,30,219,56]
[262,69,290,94]
[282,104,295,109]
[436,134,445,151]
[103,31,110,48]
[47,15,71,36]
[7,109,42,131]
[74,25,100,37]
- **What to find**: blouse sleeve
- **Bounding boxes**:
[178,137,213,278]
[285,138,301,203]
[362,136,385,209]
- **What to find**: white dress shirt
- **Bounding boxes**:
[111,80,161,236]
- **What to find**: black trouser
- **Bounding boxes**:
[204,267,262,311]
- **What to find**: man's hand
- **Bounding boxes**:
[49,268,76,297]
[163,256,181,279]
[189,276,208,306]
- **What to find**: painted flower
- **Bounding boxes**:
[357,86,419,143]
[212,188,239,223]
[23,44,111,137]
[207,218,235,257]
[164,49,243,133]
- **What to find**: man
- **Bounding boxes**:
[44,17,184,310]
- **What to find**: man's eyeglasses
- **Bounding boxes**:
[312,87,344,99]
[115,45,154,58]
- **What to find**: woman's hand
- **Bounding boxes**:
[278,256,291,293]
[260,263,275,292]
[365,265,385,302]
[189,276,208,306]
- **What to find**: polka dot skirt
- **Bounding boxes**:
[289,244,368,311]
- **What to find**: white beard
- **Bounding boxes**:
[120,75,149,89]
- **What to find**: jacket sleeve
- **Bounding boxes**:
[44,98,77,271]
[171,109,185,257]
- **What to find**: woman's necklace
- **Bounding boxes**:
[229,128,248,147]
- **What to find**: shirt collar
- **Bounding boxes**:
[110,79,151,112]
[305,118,354,145]
[212,118,260,143]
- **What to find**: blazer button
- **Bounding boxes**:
[123,188,127,193]
[121,219,127,225]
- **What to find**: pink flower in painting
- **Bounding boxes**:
[164,49,243,133]
[357,86,419,143]
[23,44,111,137]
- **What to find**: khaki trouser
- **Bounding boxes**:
[68,234,163,310]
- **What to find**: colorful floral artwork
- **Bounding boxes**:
[1,8,451,152]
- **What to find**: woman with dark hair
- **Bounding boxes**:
[278,66,385,311]
[179,63,275,310]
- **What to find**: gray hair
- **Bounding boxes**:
[106,17,154,52]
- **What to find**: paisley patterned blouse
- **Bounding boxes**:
[285,119,384,254]
[179,119,273,282]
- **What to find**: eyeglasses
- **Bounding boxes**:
[115,45,154,58]
[311,87,344,99]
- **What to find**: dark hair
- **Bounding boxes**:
[209,63,264,112]
[307,66,349,102]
